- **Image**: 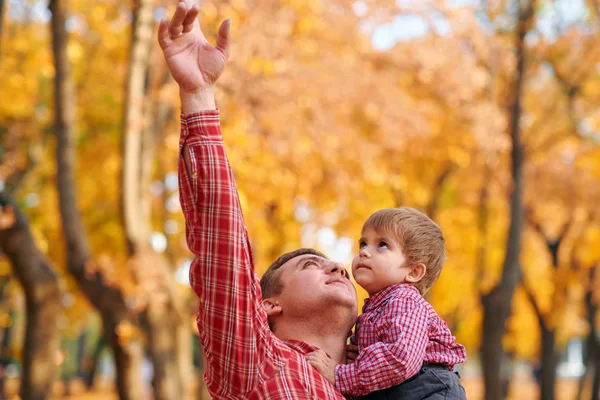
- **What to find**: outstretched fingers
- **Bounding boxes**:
[157,2,187,48]
[157,18,170,48]
[216,19,231,58]
[168,1,188,37]
[182,4,199,33]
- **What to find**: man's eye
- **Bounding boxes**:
[304,261,318,268]
[378,242,388,249]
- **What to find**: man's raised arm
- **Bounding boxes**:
[158,2,275,397]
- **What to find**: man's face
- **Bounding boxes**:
[351,227,410,296]
[275,255,358,317]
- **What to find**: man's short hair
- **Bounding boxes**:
[260,248,328,299]
[363,208,445,295]
[260,248,328,331]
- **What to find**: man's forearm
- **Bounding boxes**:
[180,87,217,175]
[180,87,217,115]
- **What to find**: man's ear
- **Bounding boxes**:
[263,299,283,317]
[405,263,426,283]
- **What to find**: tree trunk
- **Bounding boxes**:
[49,1,145,399]
[523,265,566,400]
[120,0,188,398]
[579,266,599,400]
[0,0,5,55]
[475,164,490,284]
[480,2,536,400]
[76,330,87,378]
[120,0,156,255]
[140,258,187,400]
[592,350,600,400]
[530,241,562,400]
[576,332,591,400]
[0,303,11,399]
[84,337,104,389]
[481,288,510,400]
[100,313,145,400]
[0,193,63,400]
[523,216,572,400]
[538,325,558,400]
[143,100,191,400]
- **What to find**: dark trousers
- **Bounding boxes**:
[360,364,467,400]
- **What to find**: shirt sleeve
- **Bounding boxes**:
[179,111,276,398]
[334,297,428,396]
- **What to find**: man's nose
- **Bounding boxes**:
[326,262,349,278]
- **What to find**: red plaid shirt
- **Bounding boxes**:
[335,283,466,396]
[179,111,347,399]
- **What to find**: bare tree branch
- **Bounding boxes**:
[425,163,455,219]
[521,276,544,327]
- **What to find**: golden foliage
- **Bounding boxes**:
[1,0,599,366]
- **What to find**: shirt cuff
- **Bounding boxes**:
[335,363,360,394]
[180,110,222,143]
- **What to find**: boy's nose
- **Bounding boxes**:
[359,248,371,258]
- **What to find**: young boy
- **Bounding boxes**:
[306,208,467,399]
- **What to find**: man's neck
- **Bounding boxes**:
[274,315,352,363]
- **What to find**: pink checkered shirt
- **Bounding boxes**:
[179,111,347,399]
[335,283,466,396]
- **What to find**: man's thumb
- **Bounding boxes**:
[216,19,231,56]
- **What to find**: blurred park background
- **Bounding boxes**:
[1,0,600,399]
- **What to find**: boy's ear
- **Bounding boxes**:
[263,299,283,317]
[405,263,426,283]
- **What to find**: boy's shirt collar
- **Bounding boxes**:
[362,283,419,313]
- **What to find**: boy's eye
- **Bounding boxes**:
[359,241,367,249]
[378,241,389,249]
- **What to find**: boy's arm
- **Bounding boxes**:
[334,298,428,396]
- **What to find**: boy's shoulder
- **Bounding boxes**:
[364,283,438,320]
[370,284,457,341]
[380,284,452,325]
[381,284,432,313]
[387,283,428,304]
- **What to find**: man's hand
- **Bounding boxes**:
[158,1,231,112]
[305,350,337,385]
[345,344,358,364]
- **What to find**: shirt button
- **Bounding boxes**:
[192,172,198,179]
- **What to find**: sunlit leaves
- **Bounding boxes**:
[1,0,599,368]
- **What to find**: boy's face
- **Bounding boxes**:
[351,227,411,296]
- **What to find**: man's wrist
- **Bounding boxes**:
[180,87,217,115]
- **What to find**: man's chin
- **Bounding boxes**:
[326,290,357,309]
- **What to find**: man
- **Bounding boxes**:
[158,2,358,398]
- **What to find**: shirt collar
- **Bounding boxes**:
[283,339,322,355]
[363,283,419,313]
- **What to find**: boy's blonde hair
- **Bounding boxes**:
[363,207,445,295]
